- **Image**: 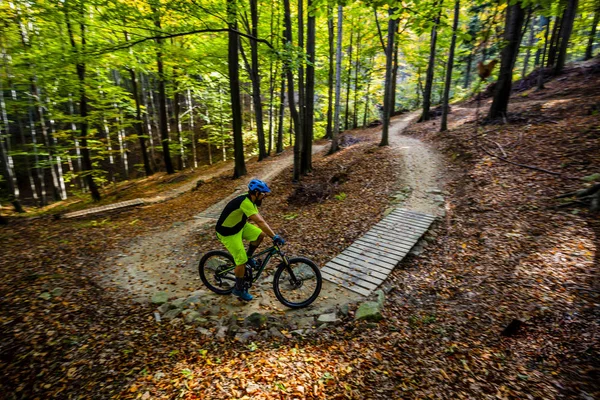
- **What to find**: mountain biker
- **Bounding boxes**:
[215,179,285,301]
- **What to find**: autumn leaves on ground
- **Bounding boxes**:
[2,63,600,399]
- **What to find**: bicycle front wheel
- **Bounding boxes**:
[199,250,236,295]
[273,257,322,308]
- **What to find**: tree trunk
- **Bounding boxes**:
[352,26,362,130]
[172,75,185,170]
[537,16,551,90]
[390,23,399,117]
[295,0,305,179]
[140,73,157,170]
[344,27,353,130]
[186,89,197,168]
[554,0,579,74]
[250,0,267,160]
[420,4,442,122]
[488,1,526,120]
[126,65,152,177]
[0,81,23,212]
[330,5,343,154]
[227,0,246,178]
[363,55,374,127]
[283,0,301,180]
[276,73,285,154]
[65,7,100,201]
[325,4,334,139]
[585,5,600,60]
[464,51,473,88]
[302,0,316,174]
[380,7,396,146]
[441,0,460,132]
[151,6,175,174]
[546,15,562,67]
[46,95,68,200]
[522,17,536,78]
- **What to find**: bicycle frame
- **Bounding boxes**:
[217,245,289,283]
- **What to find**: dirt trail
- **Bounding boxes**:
[99,113,445,321]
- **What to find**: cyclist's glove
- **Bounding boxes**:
[273,234,285,246]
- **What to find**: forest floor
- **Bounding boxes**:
[1,58,599,399]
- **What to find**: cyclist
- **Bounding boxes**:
[215,179,285,301]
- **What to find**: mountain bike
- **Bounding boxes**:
[198,244,322,309]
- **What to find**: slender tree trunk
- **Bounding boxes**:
[420,4,442,122]
[353,29,361,130]
[522,17,536,78]
[538,16,551,90]
[296,0,305,179]
[249,0,267,160]
[186,89,197,168]
[126,69,152,176]
[344,27,353,130]
[140,73,157,170]
[380,7,397,146]
[172,75,185,170]
[283,0,301,180]
[488,1,526,119]
[65,7,100,201]
[46,95,68,200]
[151,5,175,174]
[115,109,129,179]
[277,73,285,154]
[585,6,600,60]
[0,81,23,212]
[441,0,460,132]
[326,4,335,139]
[68,94,85,190]
[390,23,400,116]
[547,16,562,67]
[302,0,316,174]
[363,55,374,127]
[267,0,277,156]
[330,5,344,154]
[464,51,473,88]
[554,0,579,74]
[227,0,246,178]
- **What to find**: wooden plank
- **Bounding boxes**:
[390,210,436,224]
[379,216,432,231]
[324,260,388,282]
[348,242,406,260]
[381,213,433,227]
[320,270,372,296]
[354,237,410,257]
[342,245,400,265]
[323,262,383,286]
[361,233,416,252]
[371,222,427,237]
[359,233,415,251]
[340,249,397,270]
[366,228,424,247]
[393,208,436,220]
[372,223,428,238]
[322,265,380,288]
[333,254,396,275]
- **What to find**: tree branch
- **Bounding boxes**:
[374,8,387,55]
[89,28,275,55]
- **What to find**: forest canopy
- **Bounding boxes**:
[0,0,597,209]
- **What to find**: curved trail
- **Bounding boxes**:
[99,113,445,321]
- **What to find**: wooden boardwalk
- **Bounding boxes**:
[321,208,436,296]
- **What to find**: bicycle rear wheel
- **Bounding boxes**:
[199,250,236,295]
[273,257,322,308]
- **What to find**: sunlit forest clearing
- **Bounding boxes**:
[1,0,599,398]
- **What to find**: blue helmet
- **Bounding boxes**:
[248,179,271,194]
